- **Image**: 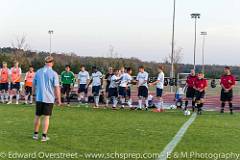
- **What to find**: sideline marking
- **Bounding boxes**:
[158,113,197,160]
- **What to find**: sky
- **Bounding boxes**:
[0,0,240,65]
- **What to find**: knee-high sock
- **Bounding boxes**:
[138,99,142,109]
[120,97,125,105]
[127,99,132,107]
[221,102,225,111]
[30,95,33,103]
[113,97,118,108]
[16,94,20,102]
[106,98,109,107]
[25,95,29,103]
[4,92,8,101]
[9,95,13,102]
[229,102,233,112]
[1,92,4,102]
[145,99,149,108]
[94,96,99,106]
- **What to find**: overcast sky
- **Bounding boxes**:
[1,0,240,65]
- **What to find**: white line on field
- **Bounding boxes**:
[157,113,197,160]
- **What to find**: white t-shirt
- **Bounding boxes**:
[78,71,90,84]
[119,73,132,87]
[136,71,148,87]
[156,71,165,89]
[91,71,103,86]
[109,75,120,88]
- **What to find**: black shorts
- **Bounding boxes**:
[156,88,163,97]
[221,89,233,102]
[62,84,71,94]
[186,87,195,99]
[105,84,110,93]
[195,91,205,101]
[0,83,9,91]
[138,86,148,98]
[92,86,101,96]
[10,82,20,91]
[36,102,54,116]
[108,88,118,97]
[78,84,88,94]
[25,86,32,95]
[119,86,127,97]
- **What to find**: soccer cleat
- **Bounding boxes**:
[145,107,148,111]
[33,134,39,140]
[41,136,50,142]
[7,101,12,104]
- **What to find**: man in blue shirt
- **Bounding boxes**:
[32,56,61,142]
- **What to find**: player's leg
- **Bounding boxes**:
[84,85,88,103]
[144,87,149,110]
[126,87,133,108]
[41,103,53,142]
[137,87,143,110]
[93,86,100,108]
[66,84,71,106]
[119,87,126,108]
[156,88,163,111]
[33,102,43,140]
[7,84,13,104]
[24,87,29,104]
[15,83,21,104]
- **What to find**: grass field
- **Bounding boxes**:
[0,104,239,160]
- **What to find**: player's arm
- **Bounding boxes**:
[54,73,61,105]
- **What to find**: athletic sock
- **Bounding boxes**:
[25,95,29,103]
[113,97,118,108]
[192,101,196,111]
[221,102,225,112]
[95,96,99,106]
[229,102,233,113]
[30,96,33,103]
[1,94,4,103]
[84,97,88,102]
[4,93,8,101]
[106,98,109,107]
[16,94,20,102]
[138,99,142,109]
[9,95,13,102]
[145,100,149,108]
[127,99,132,107]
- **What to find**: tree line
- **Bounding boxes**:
[0,47,239,79]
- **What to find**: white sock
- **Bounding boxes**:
[145,100,149,108]
[127,99,132,107]
[138,99,142,109]
[113,97,118,108]
[9,95,13,102]
[1,94,4,102]
[106,99,109,107]
[16,94,20,102]
[84,97,88,102]
[30,96,33,103]
[5,93,8,101]
[94,96,99,106]
[25,95,29,103]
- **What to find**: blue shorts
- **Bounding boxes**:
[138,86,148,98]
[92,86,101,96]
[156,88,163,97]
[78,84,88,94]
[108,88,118,97]
[0,83,9,91]
[10,82,20,91]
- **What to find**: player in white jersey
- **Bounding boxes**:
[88,66,103,108]
[136,66,149,110]
[108,69,120,109]
[78,65,90,103]
[150,65,165,112]
[119,67,133,109]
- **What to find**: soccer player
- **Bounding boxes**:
[8,61,22,104]
[105,67,114,106]
[185,69,197,111]
[194,72,208,115]
[32,56,61,142]
[88,66,103,108]
[220,66,236,114]
[77,65,90,103]
[108,69,120,109]
[0,62,10,103]
[24,66,35,104]
[61,65,75,106]
[119,67,133,109]
[136,66,149,110]
[149,65,165,112]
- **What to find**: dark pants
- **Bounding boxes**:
[61,84,71,103]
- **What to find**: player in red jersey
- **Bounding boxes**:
[185,69,197,112]
[220,66,236,114]
[194,72,208,115]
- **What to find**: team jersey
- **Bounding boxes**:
[0,68,9,83]
[220,74,236,90]
[10,67,22,83]
[25,71,35,87]
[105,73,114,88]
[156,71,165,89]
[78,71,90,84]
[61,71,75,85]
[91,71,103,86]
[186,75,197,88]
[119,73,132,87]
[109,75,120,88]
[136,71,149,87]
[194,78,208,90]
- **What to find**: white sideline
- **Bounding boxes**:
[157,113,197,160]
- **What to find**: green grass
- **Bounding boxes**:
[172,112,240,160]
[0,104,187,160]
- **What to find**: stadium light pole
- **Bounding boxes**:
[48,30,54,55]
[191,13,200,70]
[170,0,176,93]
[200,31,207,73]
